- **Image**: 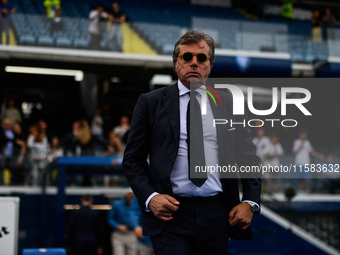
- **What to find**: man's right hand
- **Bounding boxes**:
[149,194,180,221]
[117,224,128,233]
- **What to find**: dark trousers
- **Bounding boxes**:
[151,193,230,255]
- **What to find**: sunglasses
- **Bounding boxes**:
[178,52,210,63]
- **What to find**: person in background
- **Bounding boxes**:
[47,136,63,184]
[91,107,104,155]
[10,122,26,185]
[129,196,154,255]
[293,129,324,193]
[43,0,61,19]
[0,118,14,185]
[48,136,63,162]
[311,10,322,43]
[3,99,21,127]
[252,128,271,162]
[281,0,293,20]
[67,195,103,255]
[108,188,136,255]
[107,2,126,52]
[323,7,336,40]
[262,134,284,193]
[104,131,123,157]
[89,4,108,50]
[29,131,50,186]
[0,0,15,45]
[113,116,129,147]
[62,120,79,156]
[51,9,64,32]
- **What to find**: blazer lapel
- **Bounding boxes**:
[162,84,180,147]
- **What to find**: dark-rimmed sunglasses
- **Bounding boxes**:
[178,52,210,63]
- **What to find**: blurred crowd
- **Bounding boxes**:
[1,97,339,194]
[0,98,130,187]
[253,127,340,195]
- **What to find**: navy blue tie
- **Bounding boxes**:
[186,91,207,187]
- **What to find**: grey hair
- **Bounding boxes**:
[172,30,215,68]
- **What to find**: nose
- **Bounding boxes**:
[190,56,199,67]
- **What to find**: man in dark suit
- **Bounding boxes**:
[123,30,261,255]
[66,195,103,255]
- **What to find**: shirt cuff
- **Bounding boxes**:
[145,192,159,212]
[242,200,260,208]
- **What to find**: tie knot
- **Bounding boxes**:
[189,91,200,98]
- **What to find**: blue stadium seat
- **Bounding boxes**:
[55,37,72,48]
[37,36,54,47]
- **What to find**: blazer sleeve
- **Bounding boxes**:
[235,111,262,205]
[123,94,157,210]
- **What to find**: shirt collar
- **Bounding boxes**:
[177,79,206,96]
[178,79,190,96]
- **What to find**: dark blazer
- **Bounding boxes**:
[123,83,261,240]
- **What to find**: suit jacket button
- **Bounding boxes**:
[171,159,175,164]
[167,184,171,188]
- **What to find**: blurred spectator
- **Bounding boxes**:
[47,136,63,185]
[29,131,50,186]
[323,7,336,40]
[89,4,108,50]
[311,10,322,43]
[10,122,27,185]
[108,188,136,255]
[3,99,21,127]
[0,0,15,45]
[103,131,123,156]
[51,9,64,32]
[48,136,63,162]
[91,107,105,155]
[252,128,271,161]
[263,134,284,193]
[281,0,293,20]
[74,120,94,156]
[113,116,130,147]
[27,125,42,149]
[293,130,324,193]
[66,195,103,255]
[44,0,61,19]
[108,2,126,52]
[0,118,14,185]
[62,120,79,156]
[129,196,154,255]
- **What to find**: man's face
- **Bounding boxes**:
[174,40,212,89]
[112,3,119,12]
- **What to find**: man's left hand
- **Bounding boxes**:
[228,203,253,230]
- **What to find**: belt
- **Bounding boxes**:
[173,192,225,204]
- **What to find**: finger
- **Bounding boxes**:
[157,211,173,217]
[164,201,179,212]
[166,195,180,205]
[229,215,239,227]
[159,216,173,221]
[229,208,237,222]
